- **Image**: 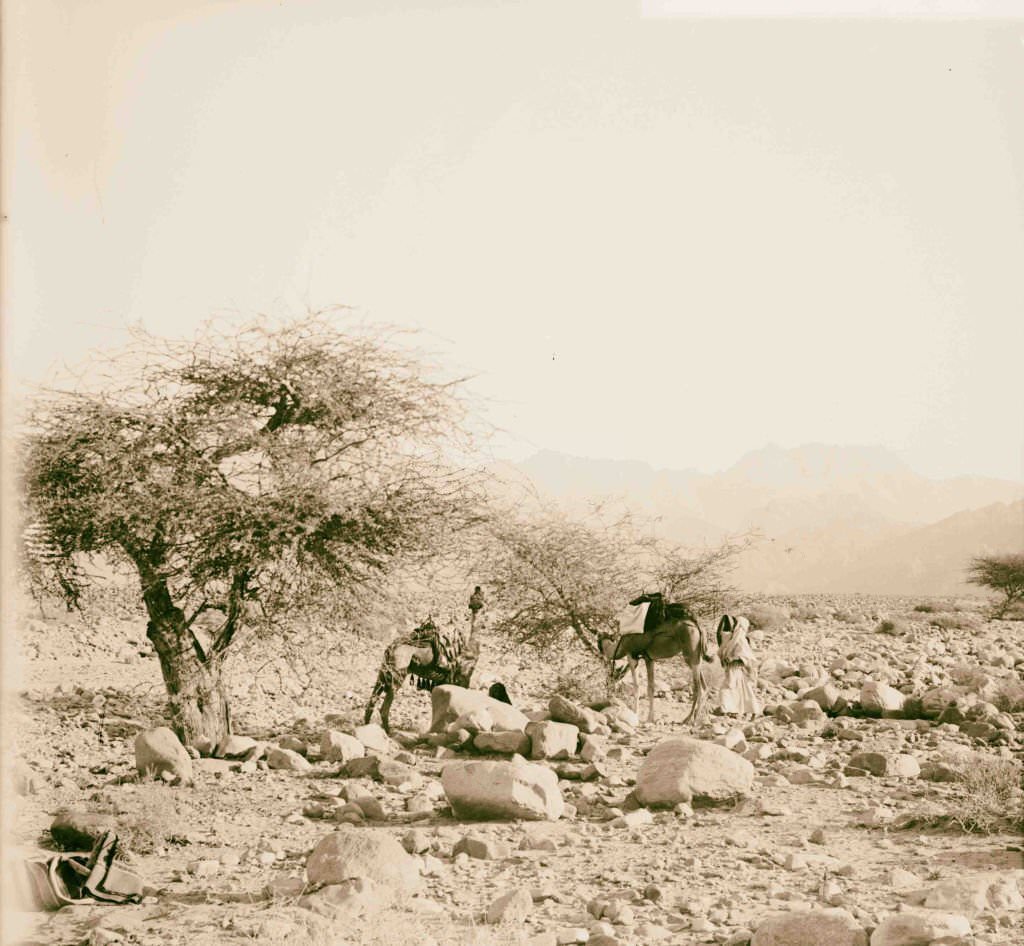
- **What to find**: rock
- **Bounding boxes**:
[860,682,906,716]
[430,686,530,734]
[305,827,422,896]
[441,758,564,821]
[922,873,1024,917]
[474,731,531,755]
[869,910,972,945]
[486,887,534,923]
[847,752,889,777]
[377,758,418,787]
[344,756,380,779]
[751,907,868,946]
[352,723,396,754]
[635,736,754,807]
[447,709,494,734]
[804,684,842,713]
[50,810,118,850]
[267,747,312,772]
[134,727,193,783]
[301,877,386,918]
[549,695,604,733]
[526,721,579,760]
[775,701,826,726]
[215,734,259,759]
[891,755,920,779]
[452,835,512,860]
[278,735,308,754]
[320,730,365,764]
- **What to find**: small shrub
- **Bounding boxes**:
[874,618,910,637]
[745,604,790,631]
[87,781,191,856]
[993,678,1024,713]
[949,754,1024,834]
[913,602,936,613]
[928,611,982,631]
[789,604,823,622]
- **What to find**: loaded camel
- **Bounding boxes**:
[598,592,714,725]
[364,587,489,733]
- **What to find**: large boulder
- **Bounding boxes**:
[441,757,564,821]
[430,686,530,734]
[635,736,754,808]
[306,827,422,896]
[870,910,972,946]
[135,727,193,783]
[752,908,868,946]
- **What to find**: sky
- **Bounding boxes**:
[4,0,1023,481]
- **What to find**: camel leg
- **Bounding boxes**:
[629,660,640,717]
[379,687,396,733]
[645,656,656,723]
[364,672,384,725]
[684,661,708,727]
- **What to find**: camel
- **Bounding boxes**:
[598,592,714,725]
[363,618,480,733]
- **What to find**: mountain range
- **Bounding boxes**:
[494,444,1024,596]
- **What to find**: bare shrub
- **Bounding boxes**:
[928,611,982,631]
[949,754,1023,834]
[992,678,1024,712]
[745,604,790,630]
[874,618,910,636]
[913,602,936,613]
[86,781,191,856]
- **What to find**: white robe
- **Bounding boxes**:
[718,617,762,717]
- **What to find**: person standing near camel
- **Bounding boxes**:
[716,614,762,718]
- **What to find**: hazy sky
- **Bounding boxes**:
[4,1,1023,480]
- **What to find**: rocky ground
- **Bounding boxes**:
[3,593,1023,946]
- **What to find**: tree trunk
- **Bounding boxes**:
[146,610,232,749]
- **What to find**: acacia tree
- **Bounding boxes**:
[480,499,746,656]
[967,554,1024,619]
[21,316,486,746]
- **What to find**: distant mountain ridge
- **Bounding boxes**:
[499,444,1024,596]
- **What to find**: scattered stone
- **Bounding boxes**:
[267,747,312,772]
[526,720,580,760]
[352,723,396,754]
[486,887,534,923]
[869,910,972,946]
[134,727,193,783]
[860,682,906,716]
[475,731,532,755]
[215,734,259,759]
[452,835,512,860]
[320,730,365,763]
[922,873,1024,917]
[549,695,604,733]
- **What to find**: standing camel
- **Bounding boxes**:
[598,592,714,725]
